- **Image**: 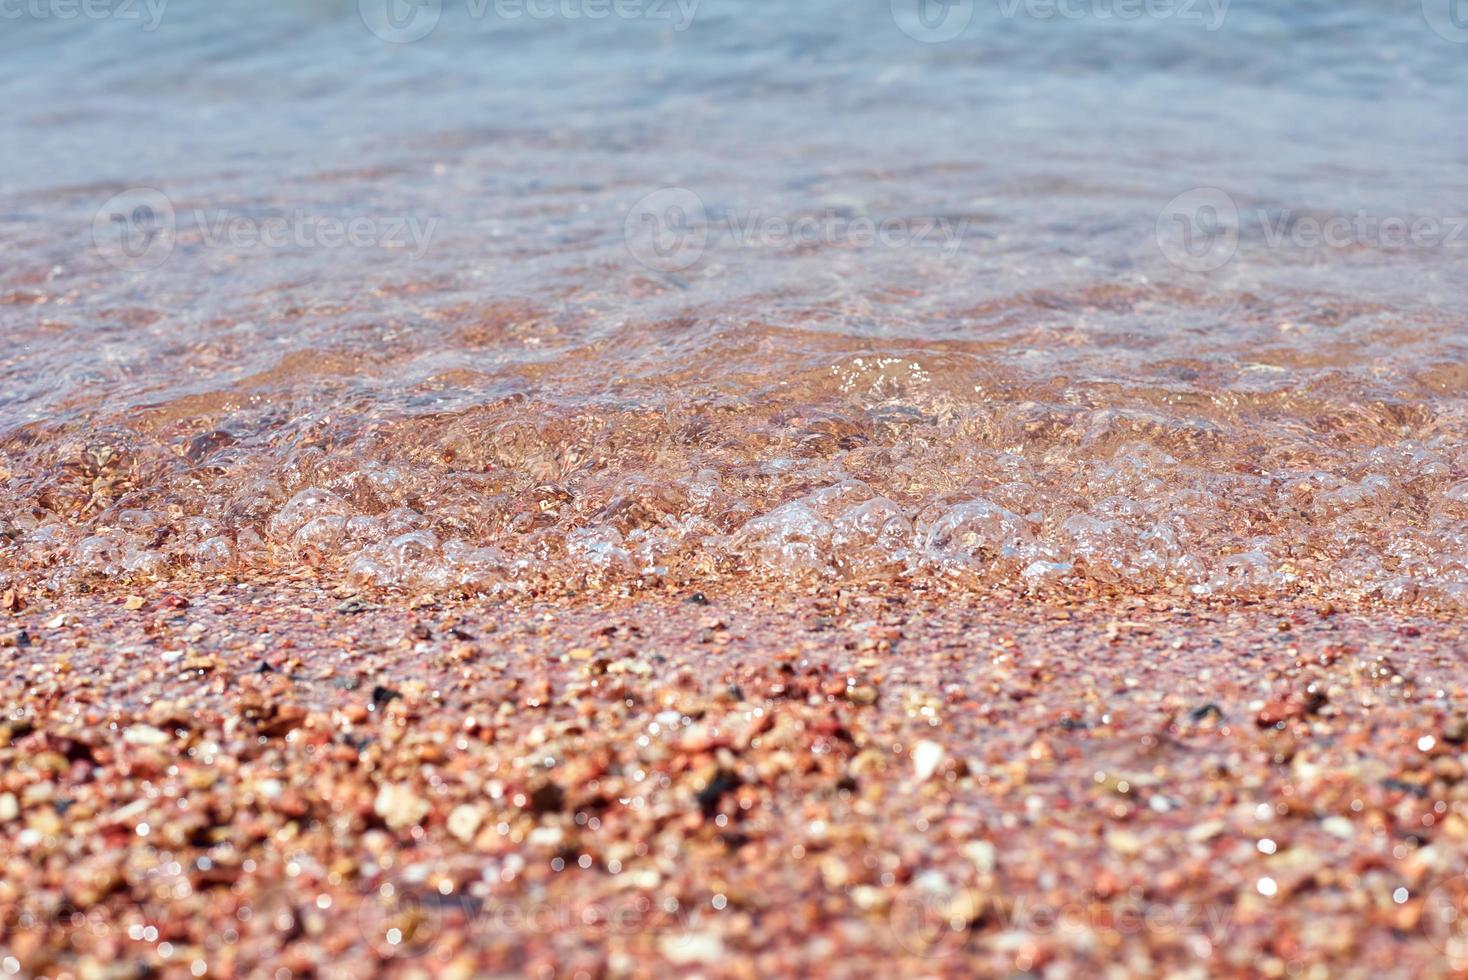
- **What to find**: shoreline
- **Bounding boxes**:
[3,582,1467,976]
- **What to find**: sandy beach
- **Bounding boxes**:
[4,577,1467,977]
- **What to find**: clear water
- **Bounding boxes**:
[1,0,1466,605]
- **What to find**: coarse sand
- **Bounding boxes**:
[3,579,1468,978]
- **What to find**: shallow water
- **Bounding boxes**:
[2,0,1466,604]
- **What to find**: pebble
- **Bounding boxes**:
[446,804,484,843]
[911,740,945,781]
[660,933,726,965]
[1187,819,1227,843]
[964,839,997,873]
[373,783,430,831]
[121,724,169,746]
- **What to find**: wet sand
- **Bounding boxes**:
[4,578,1467,977]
